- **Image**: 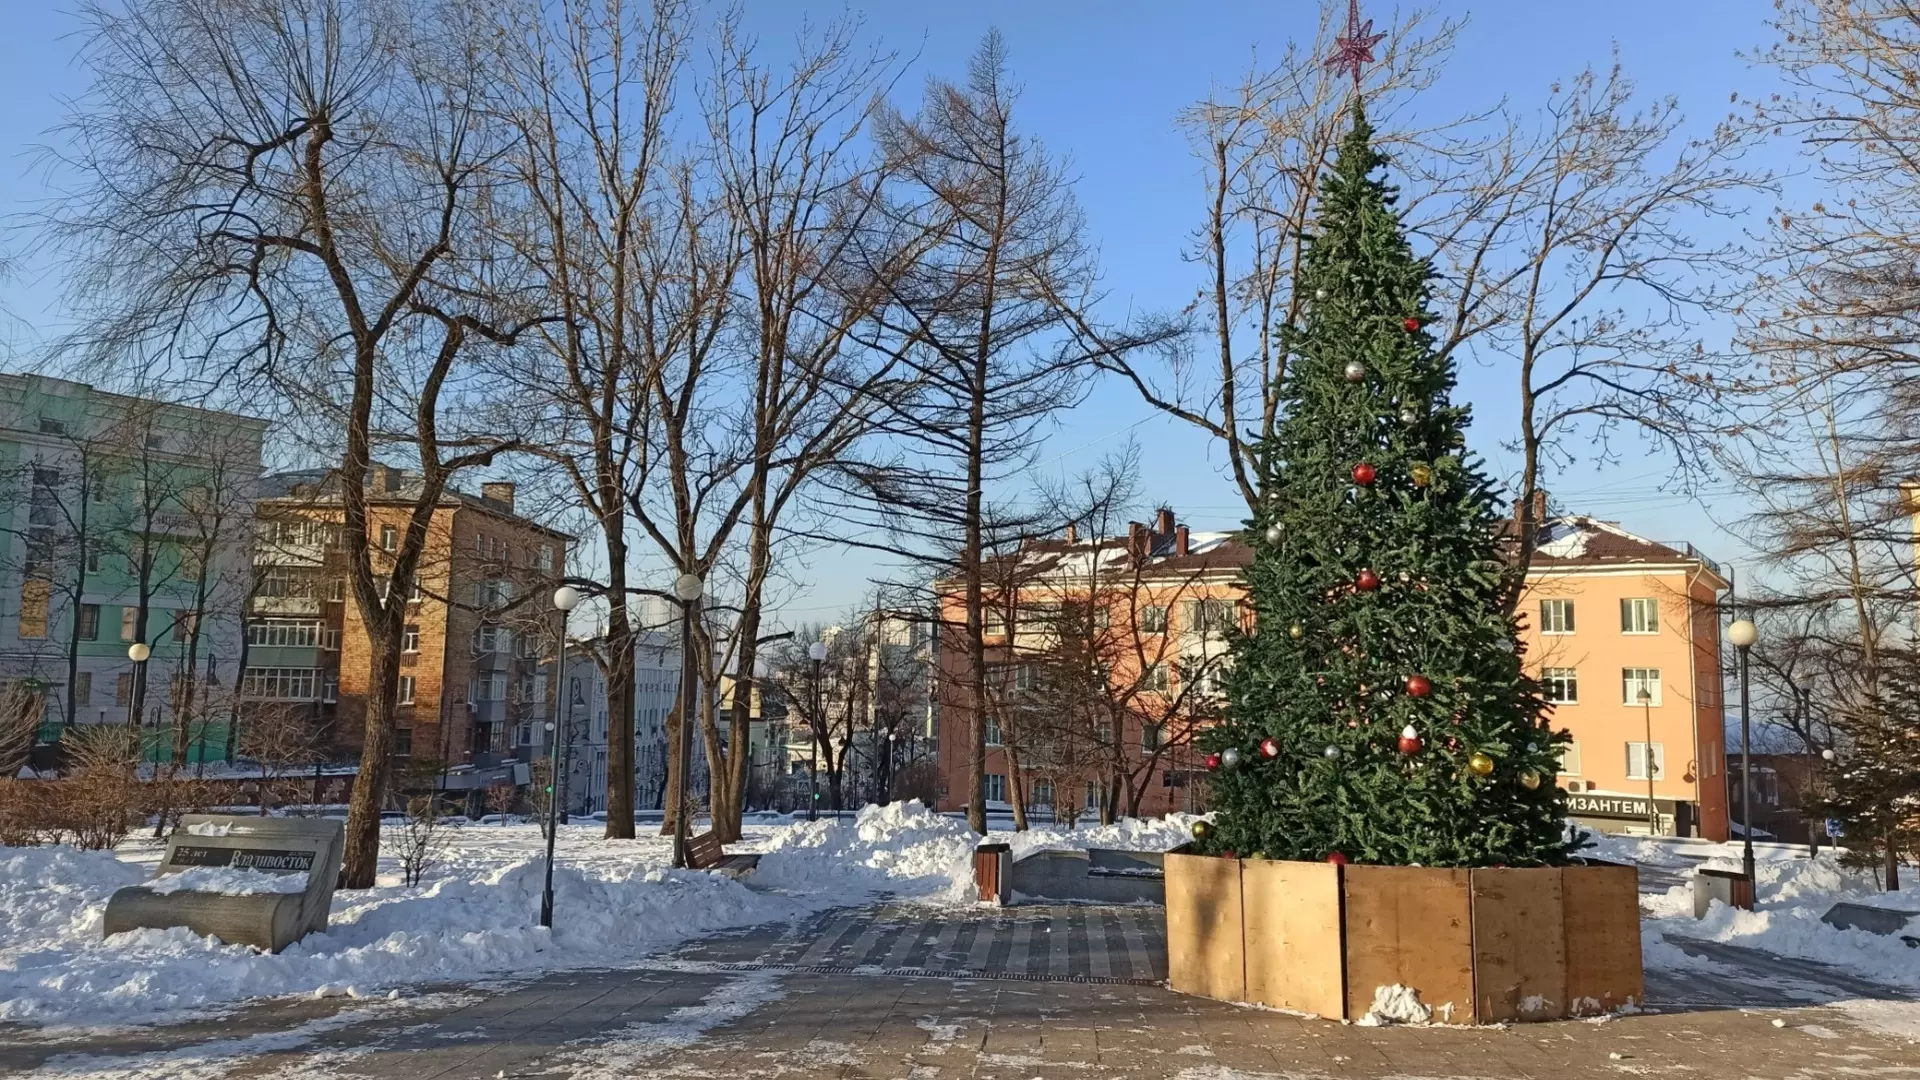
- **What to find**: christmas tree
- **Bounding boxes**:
[1201,104,1574,868]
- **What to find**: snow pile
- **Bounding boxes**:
[1643,852,1920,990]
[1353,984,1432,1026]
[145,867,310,896]
[750,801,979,903]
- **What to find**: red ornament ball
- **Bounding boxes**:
[1403,316,1423,332]
[1326,852,1349,866]
[1406,674,1432,698]
[1397,724,1423,755]
[1259,737,1281,759]
[1351,462,1376,486]
[1223,850,1239,861]
[1206,752,1222,770]
[1356,569,1381,591]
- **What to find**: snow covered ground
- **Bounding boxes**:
[6,804,1917,1034]
[0,802,1193,1028]
[1588,832,1920,992]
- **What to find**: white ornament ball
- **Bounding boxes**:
[1400,407,1418,424]
[1343,361,1366,382]
[1264,522,1284,544]
[1315,288,1328,301]
[1220,747,1242,769]
[1323,745,1341,759]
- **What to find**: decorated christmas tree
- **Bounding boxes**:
[1199,103,1575,868]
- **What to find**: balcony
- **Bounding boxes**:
[253,596,323,616]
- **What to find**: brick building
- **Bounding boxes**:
[251,467,569,800]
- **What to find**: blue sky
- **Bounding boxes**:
[0,2,1790,623]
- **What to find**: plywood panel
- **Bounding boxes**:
[1471,868,1568,1022]
[1165,853,1245,1002]
[1242,859,1345,1018]
[1343,866,1474,1024]
[1563,864,1645,1015]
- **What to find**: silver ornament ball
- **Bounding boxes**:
[1400,408,1418,424]
[1264,522,1284,544]
[1314,287,1328,301]
[1220,747,1242,769]
[1343,360,1366,383]
[1323,745,1341,759]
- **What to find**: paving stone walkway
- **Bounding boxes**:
[5,904,1918,1079]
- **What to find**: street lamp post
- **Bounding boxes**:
[807,641,826,821]
[1728,617,1760,884]
[539,585,580,929]
[127,641,151,733]
[1638,686,1657,835]
[671,572,704,869]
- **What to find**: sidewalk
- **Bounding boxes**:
[5,904,1917,1079]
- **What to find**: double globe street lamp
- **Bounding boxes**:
[670,572,703,869]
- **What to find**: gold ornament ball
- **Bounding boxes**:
[1191,819,1215,841]
[1410,463,1434,487]
[1519,768,1542,791]
[1288,623,1305,640]
[1468,751,1496,777]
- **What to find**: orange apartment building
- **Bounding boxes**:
[934,507,1730,839]
[250,466,569,801]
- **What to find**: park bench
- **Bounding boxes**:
[686,830,760,879]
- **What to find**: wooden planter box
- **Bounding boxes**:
[1165,853,1641,1023]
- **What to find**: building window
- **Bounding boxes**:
[379,525,398,552]
[16,580,48,640]
[394,725,413,756]
[73,671,92,707]
[538,544,554,571]
[1084,780,1098,810]
[1143,723,1164,751]
[171,611,198,642]
[77,604,100,641]
[472,673,507,701]
[1542,667,1578,704]
[1013,664,1036,691]
[474,626,503,654]
[1143,663,1170,693]
[984,773,1007,803]
[984,714,1003,746]
[1622,668,1662,707]
[1620,598,1659,634]
[85,548,102,573]
[259,569,318,599]
[320,628,341,651]
[1559,742,1582,776]
[322,676,338,703]
[247,619,321,648]
[403,624,420,653]
[120,606,138,642]
[1539,599,1575,635]
[1139,606,1167,634]
[398,675,416,705]
[116,672,132,707]
[1626,741,1666,781]
[37,416,68,435]
[329,579,347,602]
[1032,780,1054,808]
[1184,598,1235,635]
[241,667,319,700]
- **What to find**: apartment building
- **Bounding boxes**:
[932,506,1730,839]
[1516,516,1730,840]
[557,630,685,816]
[1,375,266,763]
[250,467,569,799]
[933,509,1249,821]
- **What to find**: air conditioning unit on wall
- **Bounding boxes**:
[1566,780,1586,792]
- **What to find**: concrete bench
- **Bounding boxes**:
[1007,847,1167,905]
[1821,902,1920,947]
[103,815,344,953]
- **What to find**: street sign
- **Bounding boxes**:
[1825,818,1844,838]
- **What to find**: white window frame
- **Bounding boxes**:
[984,713,1003,746]
[1622,668,1663,707]
[984,773,1008,803]
[1626,741,1666,781]
[247,619,322,648]
[1139,605,1167,634]
[379,525,398,552]
[1143,663,1171,693]
[403,625,420,653]
[1542,667,1579,704]
[241,667,319,701]
[1539,598,1575,635]
[1143,722,1164,752]
[1620,598,1659,635]
[397,675,416,705]
[538,544,554,571]
[1559,742,1582,776]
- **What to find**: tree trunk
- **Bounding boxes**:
[1004,735,1029,831]
[660,698,683,837]
[1886,835,1902,892]
[601,545,637,839]
[340,632,401,888]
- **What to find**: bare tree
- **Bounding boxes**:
[1099,2,1767,604]
[53,0,550,885]
[833,32,1173,834]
